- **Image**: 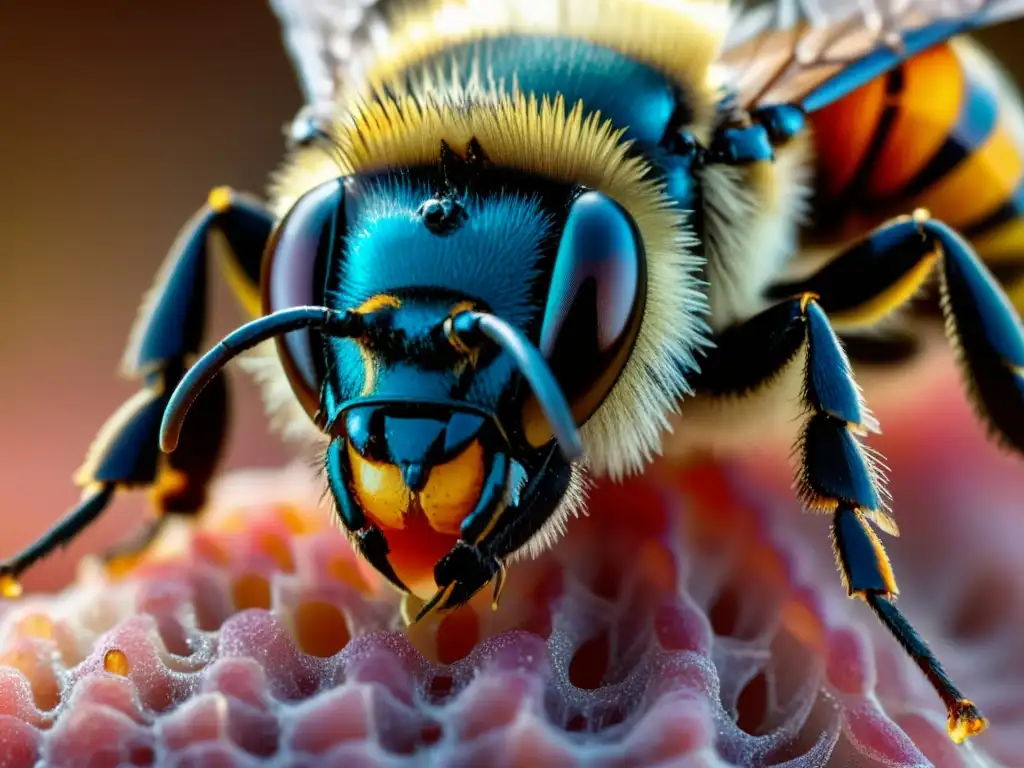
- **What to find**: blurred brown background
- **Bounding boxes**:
[1,3,1023,593]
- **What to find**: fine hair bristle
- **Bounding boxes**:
[701,133,815,331]
[512,462,591,563]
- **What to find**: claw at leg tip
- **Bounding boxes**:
[415,583,454,623]
[948,699,988,744]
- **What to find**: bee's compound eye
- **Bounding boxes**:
[522,191,647,448]
[261,179,346,419]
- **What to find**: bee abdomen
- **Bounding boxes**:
[809,38,1024,312]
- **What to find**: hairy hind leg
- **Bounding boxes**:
[769,209,1024,453]
[690,294,986,743]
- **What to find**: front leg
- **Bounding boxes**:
[692,295,987,744]
[0,188,273,595]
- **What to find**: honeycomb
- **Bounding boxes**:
[0,446,1021,767]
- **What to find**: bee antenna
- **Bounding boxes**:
[159,306,365,453]
[447,311,585,463]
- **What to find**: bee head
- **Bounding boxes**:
[253,151,647,594]
[161,104,708,600]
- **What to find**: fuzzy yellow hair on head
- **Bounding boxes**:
[266,83,710,479]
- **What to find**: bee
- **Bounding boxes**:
[3,0,1023,744]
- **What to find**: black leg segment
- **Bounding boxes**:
[769,210,1024,454]
[693,294,987,743]
[0,188,274,593]
[0,485,114,597]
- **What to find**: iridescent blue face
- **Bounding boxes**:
[261,157,646,599]
[324,174,556,417]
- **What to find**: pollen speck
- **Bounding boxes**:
[207,185,234,213]
[948,699,988,744]
[104,648,130,677]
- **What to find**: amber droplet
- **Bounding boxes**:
[0,575,23,599]
[104,648,131,676]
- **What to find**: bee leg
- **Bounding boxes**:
[100,516,166,565]
[0,188,273,594]
[699,104,806,167]
[833,504,987,743]
[768,210,1024,453]
[0,485,115,596]
[693,294,987,743]
[416,448,573,621]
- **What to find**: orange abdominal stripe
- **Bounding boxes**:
[347,440,487,536]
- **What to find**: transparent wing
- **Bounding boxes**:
[269,0,395,139]
[721,0,1024,111]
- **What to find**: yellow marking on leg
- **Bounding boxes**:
[862,508,900,538]
[207,186,234,214]
[858,509,899,599]
[949,699,989,743]
[147,467,190,512]
[216,234,263,319]
[831,251,939,329]
[491,560,507,612]
[799,292,820,313]
[416,582,457,622]
[400,592,424,627]
[473,499,511,547]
